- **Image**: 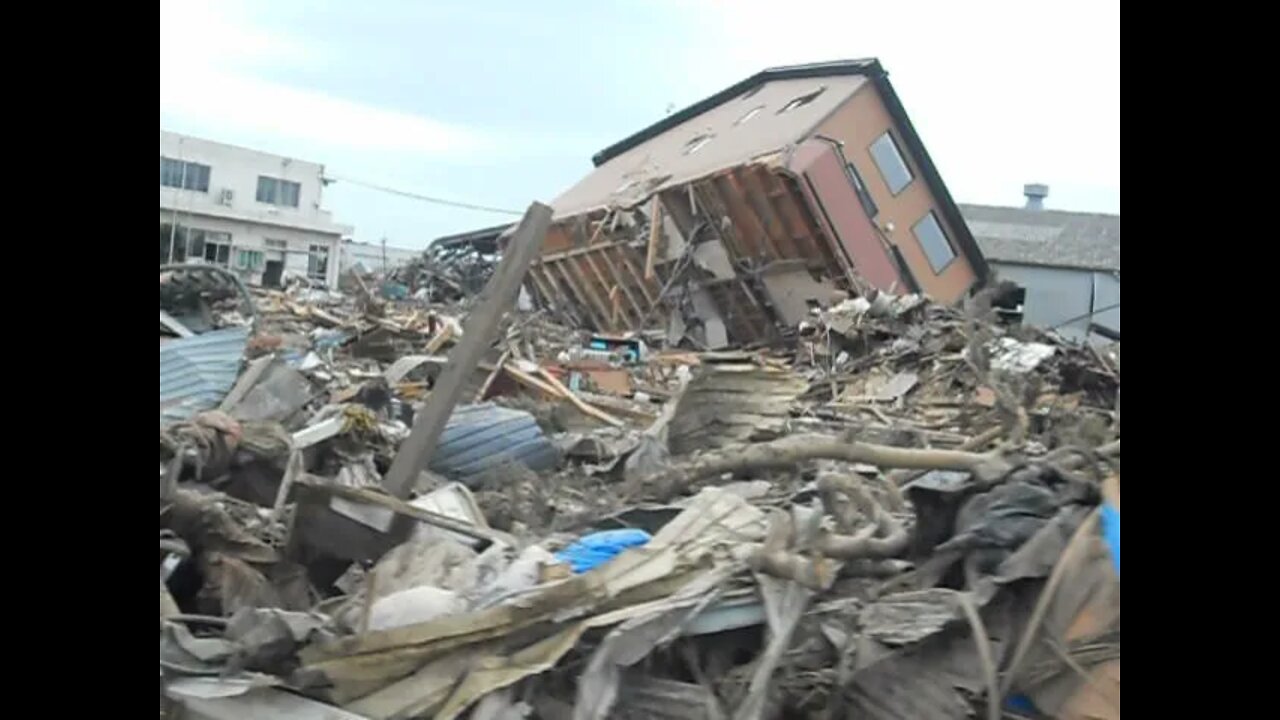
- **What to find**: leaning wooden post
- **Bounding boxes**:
[381,202,552,499]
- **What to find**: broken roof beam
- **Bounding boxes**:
[381,202,552,499]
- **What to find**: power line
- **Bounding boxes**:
[324,174,524,216]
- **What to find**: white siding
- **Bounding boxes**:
[993,262,1119,344]
[160,130,352,287]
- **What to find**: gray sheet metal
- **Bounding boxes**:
[428,403,559,485]
[160,326,251,426]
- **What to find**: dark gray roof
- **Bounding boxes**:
[959,204,1120,272]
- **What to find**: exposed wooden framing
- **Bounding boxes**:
[576,254,624,328]
[587,210,611,245]
[739,168,796,258]
[644,195,663,281]
[693,182,745,266]
[564,252,616,331]
[713,175,779,260]
[609,286,623,325]
[754,169,813,256]
[616,246,659,306]
[573,253,616,330]
[541,239,636,262]
[761,172,826,265]
[596,248,650,317]
[551,259,610,330]
[381,202,552,499]
[527,265,559,308]
[584,251,642,323]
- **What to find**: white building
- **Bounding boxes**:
[160,130,353,288]
[339,239,421,276]
[961,185,1120,344]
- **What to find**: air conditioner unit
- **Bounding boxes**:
[219,189,235,206]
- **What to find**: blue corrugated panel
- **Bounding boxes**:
[429,403,559,485]
[160,326,251,426]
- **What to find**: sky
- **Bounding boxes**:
[159,0,1120,250]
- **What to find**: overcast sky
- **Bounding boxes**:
[160,0,1119,250]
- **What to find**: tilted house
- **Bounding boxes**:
[529,59,989,348]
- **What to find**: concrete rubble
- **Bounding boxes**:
[161,204,1119,720]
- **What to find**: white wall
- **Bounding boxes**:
[993,262,1120,344]
[160,212,341,287]
[160,129,352,287]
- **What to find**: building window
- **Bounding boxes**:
[912,212,956,273]
[199,232,233,266]
[256,176,302,207]
[735,106,764,125]
[159,224,233,265]
[237,249,264,271]
[844,163,878,219]
[869,131,913,195]
[308,244,330,282]
[683,134,713,155]
[160,157,211,192]
[160,223,189,264]
[778,87,825,114]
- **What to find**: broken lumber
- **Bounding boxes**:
[638,431,1007,501]
[382,203,552,499]
[534,367,626,428]
[644,196,662,281]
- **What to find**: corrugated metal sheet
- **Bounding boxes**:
[160,326,251,426]
[428,402,559,485]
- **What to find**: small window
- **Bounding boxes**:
[778,87,826,114]
[160,157,211,192]
[912,212,956,273]
[256,176,302,207]
[844,163,878,219]
[198,231,232,266]
[683,134,713,155]
[308,244,330,282]
[869,131,914,195]
[735,106,764,125]
[237,249,264,270]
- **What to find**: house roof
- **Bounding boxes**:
[557,58,988,282]
[430,223,514,254]
[552,73,868,218]
[959,204,1120,272]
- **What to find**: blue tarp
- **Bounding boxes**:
[555,529,652,573]
[1100,501,1120,577]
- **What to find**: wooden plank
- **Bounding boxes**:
[644,195,663,281]
[473,348,511,401]
[381,203,552,499]
[534,367,626,427]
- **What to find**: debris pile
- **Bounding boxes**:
[161,206,1119,719]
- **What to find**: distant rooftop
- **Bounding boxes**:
[960,204,1119,272]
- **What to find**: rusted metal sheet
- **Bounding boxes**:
[786,138,905,294]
